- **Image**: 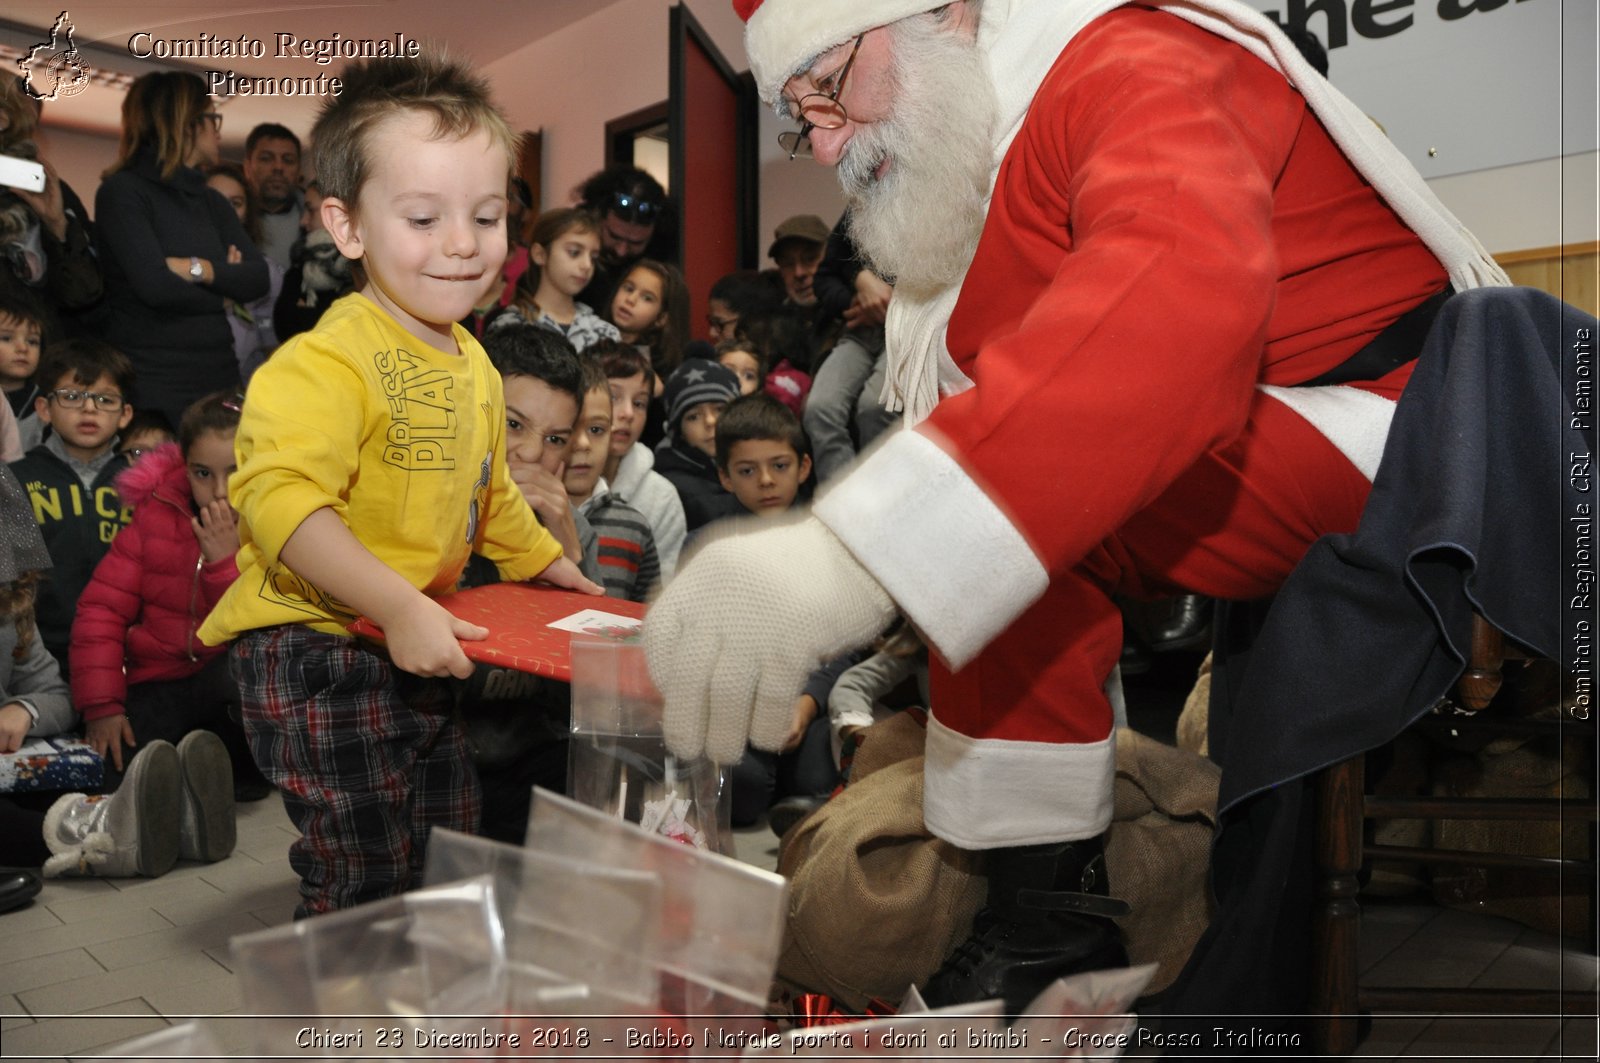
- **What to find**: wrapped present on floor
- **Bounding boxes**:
[0,735,103,794]
[426,826,764,1055]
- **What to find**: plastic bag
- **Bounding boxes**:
[526,787,786,1030]
[227,875,514,1056]
[424,827,665,1012]
[567,638,732,853]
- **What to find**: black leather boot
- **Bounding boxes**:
[1147,594,1213,653]
[920,836,1130,1014]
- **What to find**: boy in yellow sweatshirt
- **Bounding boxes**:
[199,53,598,918]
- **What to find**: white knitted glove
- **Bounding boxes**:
[645,516,897,764]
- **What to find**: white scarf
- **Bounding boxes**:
[883,0,1510,424]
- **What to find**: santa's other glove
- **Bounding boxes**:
[644,516,896,764]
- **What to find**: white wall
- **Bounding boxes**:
[1429,152,1599,255]
[486,0,745,211]
[31,126,119,213]
[32,3,1592,265]
[481,0,844,259]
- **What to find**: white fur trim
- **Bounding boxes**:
[923,714,1115,848]
[813,428,1048,670]
[1257,384,1397,482]
[744,0,944,101]
[881,0,1508,426]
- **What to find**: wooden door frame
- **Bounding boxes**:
[668,3,758,270]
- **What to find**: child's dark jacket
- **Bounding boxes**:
[10,443,132,666]
[653,439,741,532]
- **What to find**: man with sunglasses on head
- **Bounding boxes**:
[573,166,673,315]
[645,0,1505,1018]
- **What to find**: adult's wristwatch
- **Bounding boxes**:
[188,256,203,280]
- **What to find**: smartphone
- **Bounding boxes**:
[0,155,46,194]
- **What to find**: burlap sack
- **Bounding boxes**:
[777,755,985,1010]
[1175,652,1212,758]
[1108,728,1220,992]
[777,718,1219,1009]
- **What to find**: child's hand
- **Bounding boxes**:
[532,556,603,596]
[382,596,486,679]
[192,500,240,563]
[86,713,136,771]
[783,694,819,753]
[512,462,587,564]
[0,701,31,754]
[510,461,569,524]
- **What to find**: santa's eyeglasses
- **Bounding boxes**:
[778,34,864,160]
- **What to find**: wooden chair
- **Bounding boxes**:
[1310,616,1597,1055]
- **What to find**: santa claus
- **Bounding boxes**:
[644,0,1505,1011]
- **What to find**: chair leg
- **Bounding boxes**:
[1312,753,1366,1056]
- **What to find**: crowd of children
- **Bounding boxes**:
[0,45,906,919]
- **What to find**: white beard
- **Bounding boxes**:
[840,15,998,301]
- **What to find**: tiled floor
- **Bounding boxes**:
[1,793,1596,1060]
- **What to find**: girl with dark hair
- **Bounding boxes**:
[0,462,232,902]
[607,257,688,382]
[491,208,619,353]
[70,390,263,803]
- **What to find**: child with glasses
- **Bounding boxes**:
[117,411,177,464]
[8,339,136,675]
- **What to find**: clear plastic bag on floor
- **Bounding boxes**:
[227,875,514,1055]
[526,786,787,1034]
[567,638,732,854]
[424,826,665,1013]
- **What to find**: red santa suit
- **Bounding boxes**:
[741,0,1504,849]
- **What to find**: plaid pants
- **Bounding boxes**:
[232,626,480,919]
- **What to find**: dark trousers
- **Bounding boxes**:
[0,792,56,867]
[102,654,253,791]
[730,716,838,827]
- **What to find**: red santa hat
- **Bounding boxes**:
[734,0,945,102]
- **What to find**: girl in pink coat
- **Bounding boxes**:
[70,391,264,797]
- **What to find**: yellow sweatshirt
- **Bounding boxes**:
[199,293,562,642]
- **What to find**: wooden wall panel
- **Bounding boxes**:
[1495,241,1598,316]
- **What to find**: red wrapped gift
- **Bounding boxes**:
[349,582,645,681]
